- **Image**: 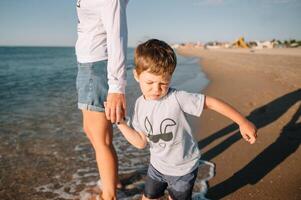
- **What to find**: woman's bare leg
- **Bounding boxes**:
[82,110,118,200]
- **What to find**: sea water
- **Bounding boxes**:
[0,47,213,200]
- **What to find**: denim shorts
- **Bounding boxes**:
[144,164,198,200]
[76,60,108,112]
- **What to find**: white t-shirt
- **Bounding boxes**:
[75,0,128,93]
[132,88,205,176]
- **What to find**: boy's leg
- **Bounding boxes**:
[166,168,199,200]
[143,165,168,200]
[83,110,117,200]
[143,176,167,200]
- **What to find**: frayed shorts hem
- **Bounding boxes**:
[78,103,105,112]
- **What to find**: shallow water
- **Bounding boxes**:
[0,47,213,199]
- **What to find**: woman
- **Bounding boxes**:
[75,0,128,199]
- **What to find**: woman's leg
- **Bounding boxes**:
[82,110,118,200]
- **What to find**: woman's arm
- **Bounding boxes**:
[204,95,257,144]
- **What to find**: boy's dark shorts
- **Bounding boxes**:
[144,164,198,200]
[76,60,108,112]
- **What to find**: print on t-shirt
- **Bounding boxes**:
[144,116,176,146]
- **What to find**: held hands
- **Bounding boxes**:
[239,119,257,144]
[104,93,126,124]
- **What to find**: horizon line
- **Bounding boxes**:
[0,45,137,48]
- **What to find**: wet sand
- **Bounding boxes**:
[177,47,301,199]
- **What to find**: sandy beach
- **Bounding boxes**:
[177,47,301,199]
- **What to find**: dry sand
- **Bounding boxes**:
[177,47,301,199]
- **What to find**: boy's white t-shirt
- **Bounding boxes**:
[132,88,205,176]
[75,0,128,93]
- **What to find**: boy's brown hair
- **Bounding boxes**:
[134,39,177,76]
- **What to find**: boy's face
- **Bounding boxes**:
[134,70,171,100]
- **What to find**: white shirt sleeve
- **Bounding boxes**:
[101,0,128,94]
[131,100,144,133]
[174,90,205,117]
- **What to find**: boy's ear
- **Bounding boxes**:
[133,69,139,82]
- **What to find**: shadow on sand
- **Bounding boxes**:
[197,89,301,199]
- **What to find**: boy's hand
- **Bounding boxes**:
[239,120,257,144]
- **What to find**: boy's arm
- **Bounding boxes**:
[117,121,148,149]
[204,96,257,144]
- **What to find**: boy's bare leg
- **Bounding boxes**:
[82,110,118,200]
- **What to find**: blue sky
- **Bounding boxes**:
[0,0,300,47]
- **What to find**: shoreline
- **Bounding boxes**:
[177,47,301,199]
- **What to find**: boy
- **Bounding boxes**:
[112,39,257,200]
